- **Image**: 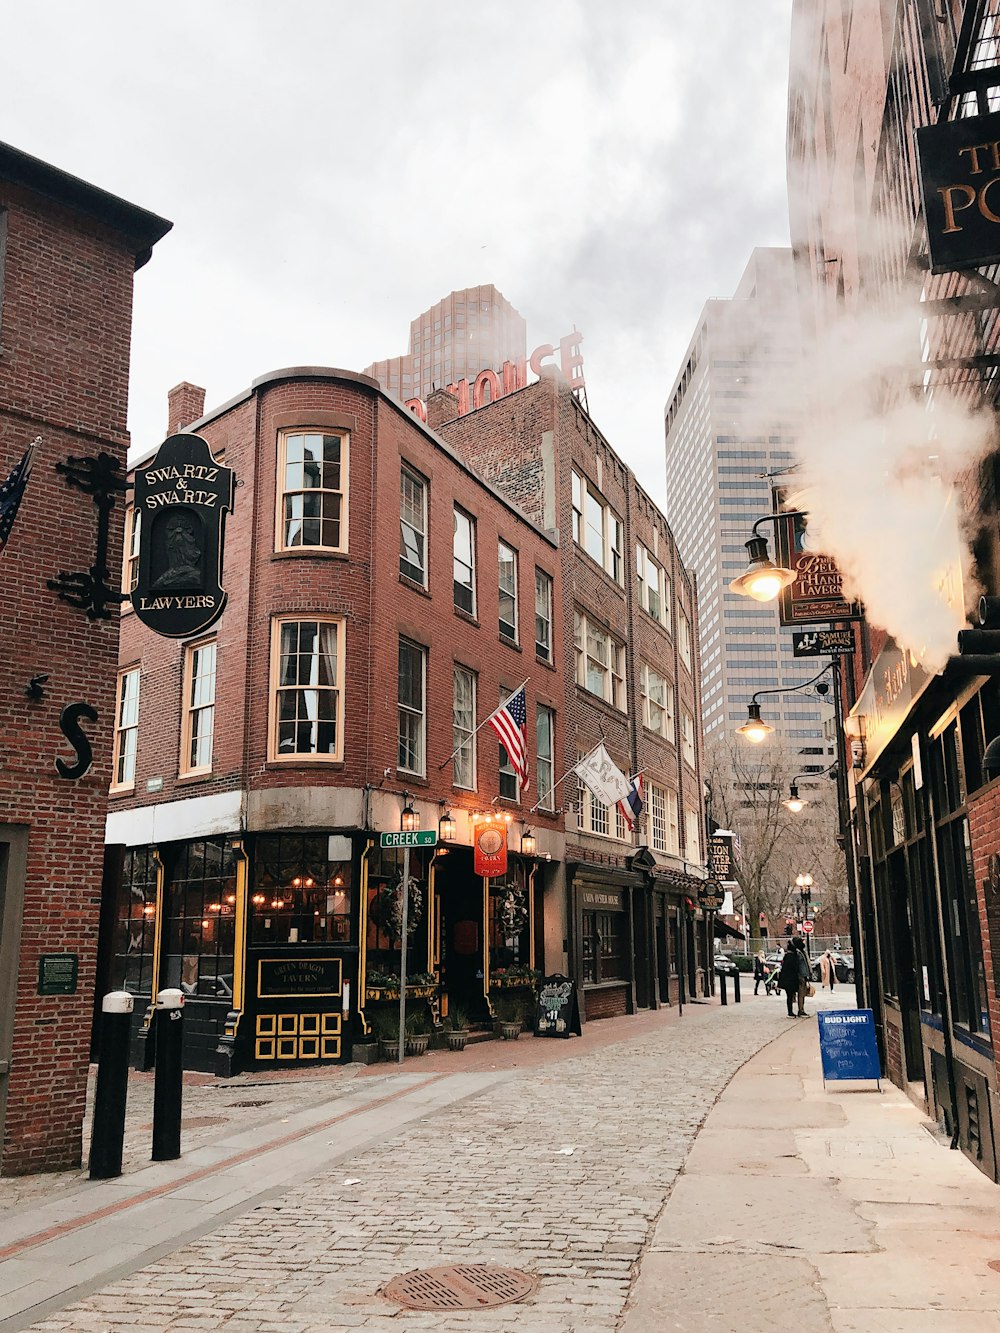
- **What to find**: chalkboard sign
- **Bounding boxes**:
[37,953,78,995]
[817,1009,881,1085]
[534,974,581,1038]
[257,956,342,998]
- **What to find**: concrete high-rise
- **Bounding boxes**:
[663,248,834,772]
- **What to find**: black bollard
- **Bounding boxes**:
[88,991,135,1179]
[733,970,741,1004]
[719,971,728,1006]
[151,987,185,1162]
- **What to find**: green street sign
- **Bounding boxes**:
[380,829,438,849]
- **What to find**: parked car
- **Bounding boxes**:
[713,951,739,977]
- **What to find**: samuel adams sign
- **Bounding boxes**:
[133,433,234,638]
[917,109,1000,274]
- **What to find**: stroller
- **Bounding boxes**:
[764,964,781,996]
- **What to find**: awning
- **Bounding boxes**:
[714,918,745,941]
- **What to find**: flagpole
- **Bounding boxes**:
[436,676,530,771]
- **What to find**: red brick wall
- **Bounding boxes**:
[0,182,143,1174]
[967,780,1000,1054]
[584,984,629,1021]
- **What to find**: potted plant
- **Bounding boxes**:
[370,1007,401,1061]
[365,968,401,1002]
[445,1006,469,1052]
[404,1009,430,1056]
[493,993,523,1041]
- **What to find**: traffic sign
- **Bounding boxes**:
[801,920,814,934]
[379,830,438,849]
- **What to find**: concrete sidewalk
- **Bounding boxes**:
[624,1013,1000,1332]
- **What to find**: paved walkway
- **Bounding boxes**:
[2,990,998,1331]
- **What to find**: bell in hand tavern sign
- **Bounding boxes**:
[133,433,234,638]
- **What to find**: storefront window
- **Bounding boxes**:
[581,910,626,982]
[365,847,430,979]
[163,839,237,1000]
[110,847,157,995]
[251,834,352,946]
[489,873,530,967]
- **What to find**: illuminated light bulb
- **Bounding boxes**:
[226,894,236,904]
[201,918,210,928]
[208,902,221,912]
[736,703,773,744]
[743,570,784,602]
[333,875,344,886]
[728,534,796,603]
[304,877,314,888]
[784,796,806,814]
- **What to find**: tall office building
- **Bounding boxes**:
[364,284,526,403]
[663,248,834,773]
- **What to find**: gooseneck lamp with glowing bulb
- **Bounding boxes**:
[728,511,807,603]
[735,661,838,744]
[784,783,805,814]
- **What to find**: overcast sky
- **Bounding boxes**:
[2,1,792,504]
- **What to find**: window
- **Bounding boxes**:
[277,430,347,551]
[636,544,668,626]
[574,610,626,710]
[251,833,352,946]
[122,505,141,597]
[682,711,696,767]
[498,541,518,640]
[685,808,701,863]
[181,639,217,775]
[453,507,476,614]
[582,911,627,982]
[112,666,140,790]
[271,618,342,760]
[452,664,476,790]
[641,664,673,737]
[162,838,237,998]
[400,465,427,584]
[110,847,157,995]
[679,611,692,668]
[648,781,680,855]
[572,470,624,583]
[576,761,629,840]
[535,568,553,661]
[398,639,426,775]
[536,705,555,810]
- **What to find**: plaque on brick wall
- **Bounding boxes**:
[257,956,342,997]
[37,953,78,995]
[132,433,234,638]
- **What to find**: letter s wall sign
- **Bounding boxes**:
[56,702,98,780]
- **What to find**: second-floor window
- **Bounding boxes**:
[272,618,343,760]
[648,781,680,856]
[181,639,217,775]
[112,666,141,791]
[641,663,673,737]
[453,507,476,614]
[122,505,141,598]
[398,638,426,775]
[685,807,701,863]
[453,664,476,789]
[536,705,555,810]
[535,568,553,661]
[574,610,626,710]
[278,430,347,551]
[682,711,696,767]
[400,465,427,585]
[498,541,518,641]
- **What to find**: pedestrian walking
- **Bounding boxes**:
[793,937,812,1015]
[777,940,800,1017]
[820,949,835,992]
[753,950,767,996]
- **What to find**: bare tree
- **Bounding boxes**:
[704,731,846,950]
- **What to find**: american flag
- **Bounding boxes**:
[489,686,529,788]
[617,773,645,830]
[0,440,39,555]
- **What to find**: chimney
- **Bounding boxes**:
[426,387,461,431]
[166,382,207,437]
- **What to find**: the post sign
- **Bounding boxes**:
[379,830,438,849]
[708,832,737,885]
[474,822,508,877]
[917,109,1000,274]
[817,1009,881,1085]
[698,879,726,911]
[792,628,855,657]
[133,433,234,639]
[772,496,862,628]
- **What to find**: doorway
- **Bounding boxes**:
[436,850,487,1022]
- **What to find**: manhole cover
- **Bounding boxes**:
[226,1100,270,1108]
[384,1263,538,1310]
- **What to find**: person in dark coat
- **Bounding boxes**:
[793,937,811,1015]
[777,941,800,1017]
[753,950,767,995]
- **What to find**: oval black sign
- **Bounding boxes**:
[132,433,234,639]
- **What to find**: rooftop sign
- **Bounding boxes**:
[405,332,584,422]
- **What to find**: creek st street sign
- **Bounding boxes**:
[380,830,438,849]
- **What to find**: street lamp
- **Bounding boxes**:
[735,661,837,743]
[401,794,419,833]
[783,761,839,814]
[795,872,813,919]
[438,808,456,841]
[520,828,537,856]
[728,512,805,603]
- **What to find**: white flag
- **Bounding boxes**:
[574,743,630,807]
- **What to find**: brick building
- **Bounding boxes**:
[435,369,711,1018]
[106,368,566,1072]
[788,0,1000,1179]
[0,142,170,1174]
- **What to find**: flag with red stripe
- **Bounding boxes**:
[488,686,529,789]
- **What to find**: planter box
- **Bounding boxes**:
[489,977,537,991]
[445,1030,469,1052]
[366,984,436,1002]
[405,1034,430,1056]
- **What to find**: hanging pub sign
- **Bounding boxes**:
[708,831,738,886]
[792,628,855,657]
[771,493,862,627]
[132,433,234,638]
[916,108,1000,274]
[474,821,508,877]
[698,879,726,912]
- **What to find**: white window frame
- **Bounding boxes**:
[111,666,141,792]
[498,540,519,642]
[453,506,476,616]
[647,781,680,856]
[536,704,555,810]
[574,610,626,710]
[269,616,344,762]
[276,429,349,553]
[682,711,696,768]
[572,470,624,585]
[576,759,628,841]
[400,464,428,586]
[685,808,702,863]
[641,663,673,738]
[636,544,668,626]
[534,568,553,661]
[452,663,477,790]
[679,611,692,669]
[180,638,217,777]
[398,637,427,776]
[122,504,141,601]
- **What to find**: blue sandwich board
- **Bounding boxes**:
[817,1009,882,1089]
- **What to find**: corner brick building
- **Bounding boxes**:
[0,142,170,1174]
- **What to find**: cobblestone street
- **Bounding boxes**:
[8,1000,789,1332]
